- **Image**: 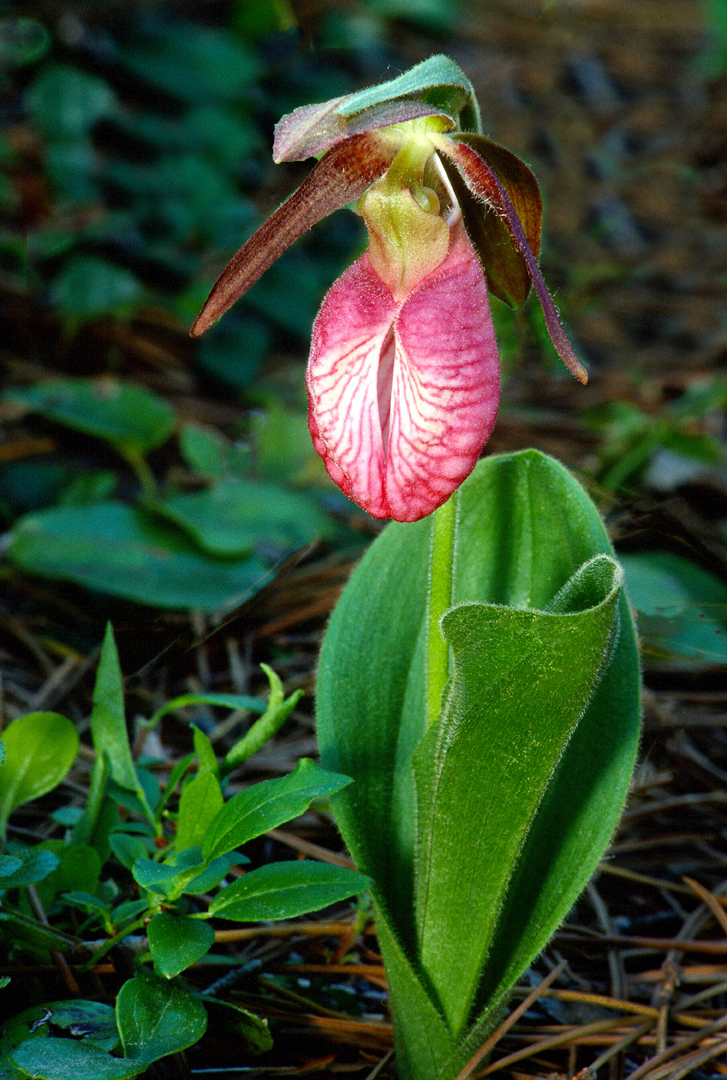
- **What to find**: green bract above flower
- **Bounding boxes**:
[192,56,587,522]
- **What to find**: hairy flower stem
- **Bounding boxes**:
[426,491,458,728]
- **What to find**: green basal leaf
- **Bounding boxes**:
[116,977,207,1063]
[0,712,79,835]
[5,378,175,457]
[147,913,215,979]
[414,555,621,1036]
[202,758,353,862]
[317,450,641,1080]
[373,916,455,1080]
[208,860,370,921]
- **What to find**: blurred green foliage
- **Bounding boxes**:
[2,0,415,609]
[621,551,727,668]
[0,631,368,1077]
[584,375,727,493]
[700,0,727,75]
[3,0,373,381]
[3,375,341,609]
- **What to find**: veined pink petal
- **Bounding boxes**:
[307,225,500,522]
[307,256,395,518]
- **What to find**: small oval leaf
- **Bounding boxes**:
[116,977,207,1063]
[0,713,79,832]
[11,1039,145,1080]
[147,914,215,979]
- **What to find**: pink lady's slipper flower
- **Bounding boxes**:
[191,56,586,522]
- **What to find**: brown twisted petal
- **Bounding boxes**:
[190,132,396,337]
[433,135,588,384]
[441,133,542,308]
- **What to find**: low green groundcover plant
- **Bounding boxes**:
[0,627,368,1079]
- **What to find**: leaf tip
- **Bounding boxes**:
[574,360,589,385]
[189,310,211,338]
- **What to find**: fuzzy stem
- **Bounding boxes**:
[426,491,458,729]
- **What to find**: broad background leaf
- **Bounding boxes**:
[151,478,333,557]
[5,378,175,457]
[621,550,727,667]
[8,502,274,611]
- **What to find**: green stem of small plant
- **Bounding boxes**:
[426,491,458,729]
[122,447,157,497]
[83,914,151,970]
